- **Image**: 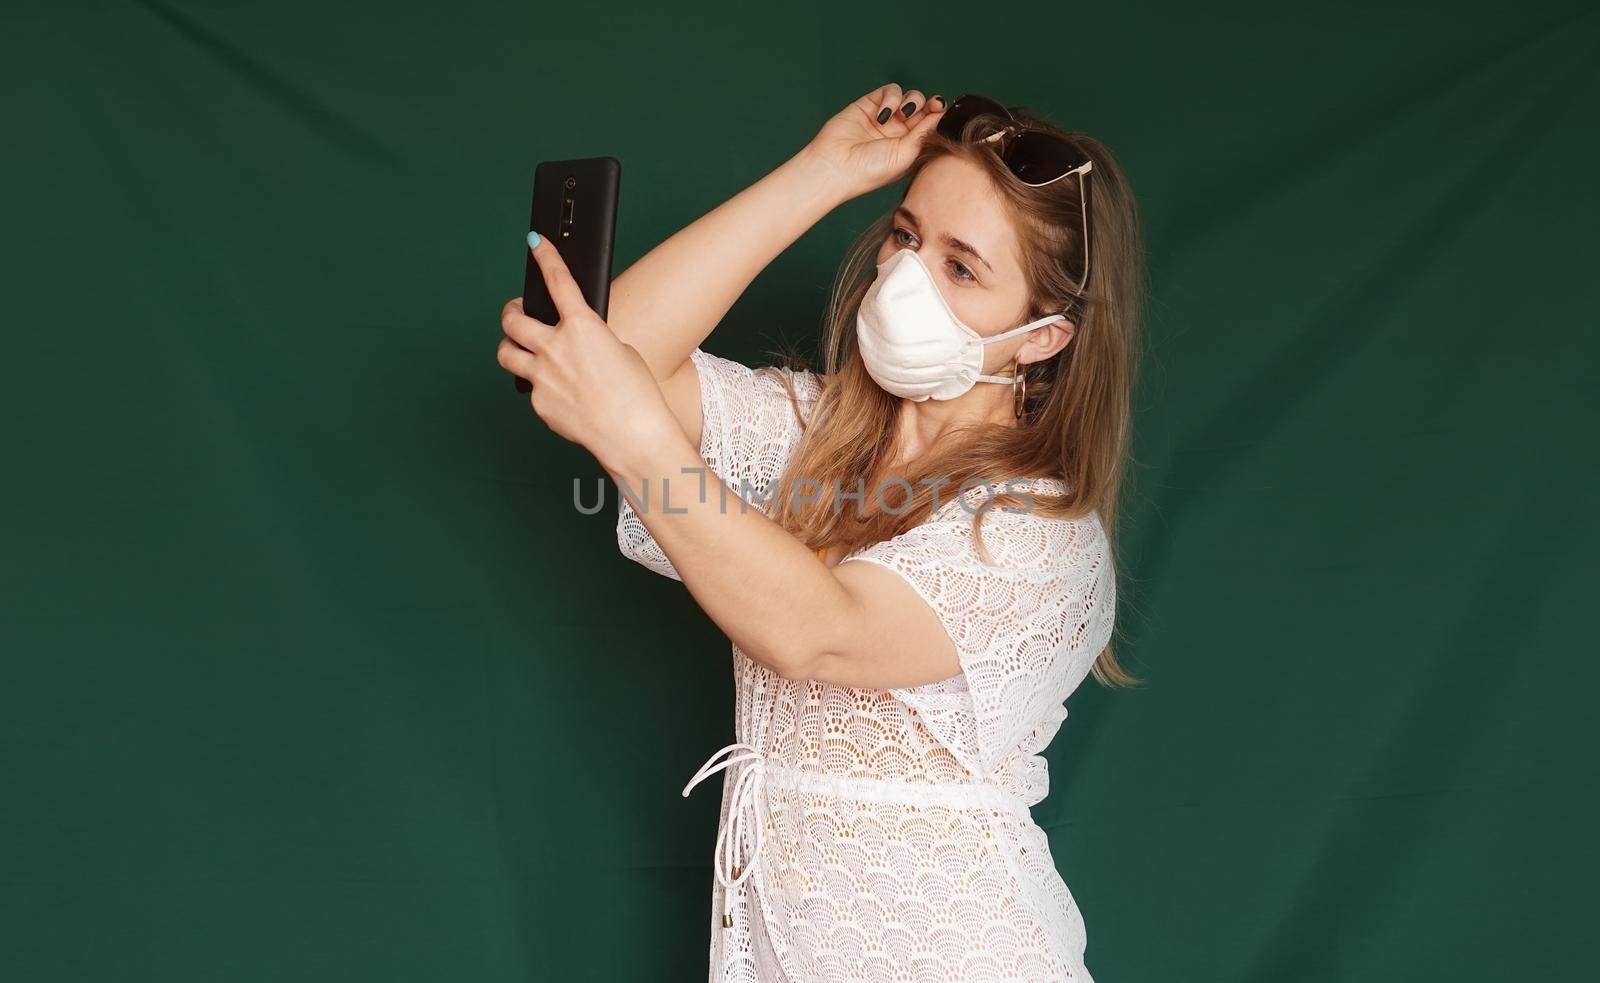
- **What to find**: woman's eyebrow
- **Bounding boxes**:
[893,206,994,274]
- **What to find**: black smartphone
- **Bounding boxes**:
[514,156,622,393]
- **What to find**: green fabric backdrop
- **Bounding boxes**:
[4,1,1596,979]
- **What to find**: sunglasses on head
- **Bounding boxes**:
[935,94,1093,298]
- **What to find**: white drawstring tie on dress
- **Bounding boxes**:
[681,740,767,929]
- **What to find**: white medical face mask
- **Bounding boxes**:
[855,247,1067,402]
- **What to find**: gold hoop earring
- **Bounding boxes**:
[1013,365,1029,420]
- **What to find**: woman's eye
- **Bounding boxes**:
[892,228,974,282]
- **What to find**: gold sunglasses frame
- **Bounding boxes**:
[942,96,1094,299]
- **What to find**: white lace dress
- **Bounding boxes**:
[616,348,1118,982]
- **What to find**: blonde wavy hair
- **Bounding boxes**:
[759,103,1146,687]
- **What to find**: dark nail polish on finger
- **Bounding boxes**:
[931,94,944,108]
[876,106,892,125]
[901,101,917,117]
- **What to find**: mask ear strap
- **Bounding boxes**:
[974,314,1067,384]
[980,313,1067,346]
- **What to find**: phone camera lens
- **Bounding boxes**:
[564,177,577,189]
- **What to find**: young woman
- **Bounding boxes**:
[498,83,1144,983]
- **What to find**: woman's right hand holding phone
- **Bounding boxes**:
[800,83,946,201]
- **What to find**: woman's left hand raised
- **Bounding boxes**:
[498,233,679,473]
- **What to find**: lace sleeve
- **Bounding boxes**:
[615,347,821,580]
[841,489,1118,777]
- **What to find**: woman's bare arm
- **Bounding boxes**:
[600,415,962,690]
[506,84,960,683]
[605,149,852,447]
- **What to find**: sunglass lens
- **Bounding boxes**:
[1008,130,1082,185]
[936,94,1011,141]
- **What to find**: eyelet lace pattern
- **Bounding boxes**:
[619,348,1116,982]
